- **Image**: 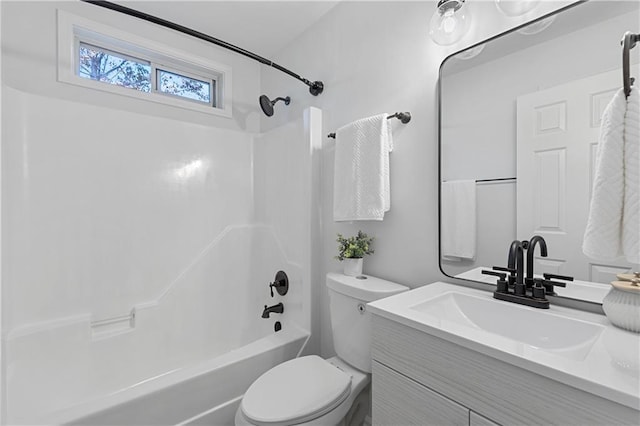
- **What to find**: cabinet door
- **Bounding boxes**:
[470,411,500,426]
[373,361,469,426]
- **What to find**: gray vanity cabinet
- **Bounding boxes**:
[372,361,469,425]
[371,315,639,426]
[372,361,499,426]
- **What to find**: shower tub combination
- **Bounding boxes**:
[2,65,320,422]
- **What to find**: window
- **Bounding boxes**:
[157,69,214,105]
[78,43,151,92]
[58,11,232,117]
[77,42,216,106]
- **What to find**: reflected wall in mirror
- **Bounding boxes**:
[439,0,640,304]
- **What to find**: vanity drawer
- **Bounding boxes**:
[372,315,639,425]
[372,360,469,426]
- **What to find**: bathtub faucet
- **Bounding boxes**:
[262,302,284,318]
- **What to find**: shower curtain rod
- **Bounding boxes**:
[80,0,324,96]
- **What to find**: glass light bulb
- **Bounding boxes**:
[429,1,471,46]
[442,10,456,34]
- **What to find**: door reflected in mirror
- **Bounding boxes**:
[439,0,640,304]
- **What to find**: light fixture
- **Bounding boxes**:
[429,0,472,46]
[495,0,540,17]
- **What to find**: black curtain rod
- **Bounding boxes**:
[80,0,324,96]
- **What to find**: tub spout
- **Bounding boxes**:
[262,302,284,318]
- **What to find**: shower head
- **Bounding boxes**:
[259,95,291,117]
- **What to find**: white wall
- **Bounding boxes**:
[261,0,575,357]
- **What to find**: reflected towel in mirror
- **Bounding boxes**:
[441,180,476,261]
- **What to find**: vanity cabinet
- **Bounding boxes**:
[373,361,468,425]
[371,315,639,426]
[373,360,497,426]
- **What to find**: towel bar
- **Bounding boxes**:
[327,112,411,138]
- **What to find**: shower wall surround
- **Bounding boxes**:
[260,0,575,357]
[1,1,319,423]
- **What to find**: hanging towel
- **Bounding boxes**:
[583,88,636,262]
[333,113,393,221]
[623,87,639,264]
[441,180,476,260]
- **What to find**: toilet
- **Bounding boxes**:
[235,272,408,426]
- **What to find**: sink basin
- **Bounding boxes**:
[410,291,604,358]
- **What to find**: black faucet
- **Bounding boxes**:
[507,240,526,293]
[486,239,548,308]
[262,302,284,318]
[486,238,573,309]
[525,235,548,287]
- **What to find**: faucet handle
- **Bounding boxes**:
[543,273,574,282]
[482,269,507,280]
[541,278,566,296]
[483,269,509,293]
[492,265,516,274]
[268,271,289,297]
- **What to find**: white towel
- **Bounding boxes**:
[333,114,393,221]
[583,88,640,263]
[441,180,476,260]
[623,87,639,264]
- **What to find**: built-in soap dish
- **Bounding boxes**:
[90,308,136,339]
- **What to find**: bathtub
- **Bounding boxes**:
[38,326,310,425]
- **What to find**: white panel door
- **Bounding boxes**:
[517,68,635,282]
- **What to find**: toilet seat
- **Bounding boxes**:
[240,355,352,426]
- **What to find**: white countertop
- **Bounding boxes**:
[368,282,640,411]
[456,266,611,304]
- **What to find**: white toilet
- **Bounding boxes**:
[235,272,408,426]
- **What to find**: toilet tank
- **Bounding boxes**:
[326,273,408,373]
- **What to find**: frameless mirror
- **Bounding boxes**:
[439,0,640,304]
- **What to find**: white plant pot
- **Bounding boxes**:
[343,258,363,277]
[602,286,640,333]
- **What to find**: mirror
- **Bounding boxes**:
[439,0,640,304]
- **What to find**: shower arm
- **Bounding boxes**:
[80,0,324,96]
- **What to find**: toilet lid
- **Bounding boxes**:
[241,355,351,426]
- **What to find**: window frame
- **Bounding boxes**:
[57,10,232,117]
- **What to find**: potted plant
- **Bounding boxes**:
[335,231,374,276]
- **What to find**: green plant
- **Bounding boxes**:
[335,231,374,261]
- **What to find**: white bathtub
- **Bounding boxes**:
[45,327,309,425]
